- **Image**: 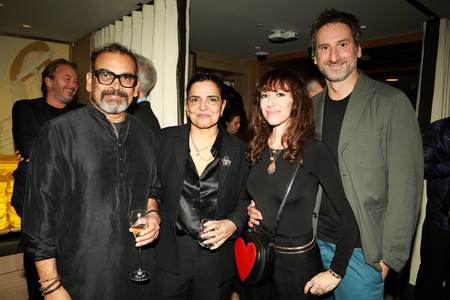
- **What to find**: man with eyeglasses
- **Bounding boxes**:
[20,43,161,299]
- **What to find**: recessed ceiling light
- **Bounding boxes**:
[0,4,4,6]
[255,46,261,49]
[360,25,367,29]
[22,24,32,28]
[386,78,399,82]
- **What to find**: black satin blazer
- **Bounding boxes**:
[155,123,250,286]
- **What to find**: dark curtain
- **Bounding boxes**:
[177,0,188,125]
[417,18,440,133]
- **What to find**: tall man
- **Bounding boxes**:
[127,54,161,134]
[11,58,83,300]
[310,8,423,299]
[20,43,161,299]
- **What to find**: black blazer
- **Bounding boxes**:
[128,99,161,135]
[155,123,250,285]
[11,97,83,216]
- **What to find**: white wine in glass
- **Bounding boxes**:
[129,209,151,282]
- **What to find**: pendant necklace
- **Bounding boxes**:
[190,131,216,161]
[267,148,283,174]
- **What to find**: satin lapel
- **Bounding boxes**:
[173,124,190,181]
[218,133,237,193]
[338,72,375,155]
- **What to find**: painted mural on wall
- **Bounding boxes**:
[0,35,70,155]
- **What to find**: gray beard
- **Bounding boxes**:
[95,99,128,114]
[318,53,358,83]
[320,62,357,83]
[94,90,130,114]
[94,97,129,114]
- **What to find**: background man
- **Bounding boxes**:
[306,76,325,98]
[12,58,82,217]
[310,8,423,299]
[20,43,160,299]
[415,117,450,299]
[11,58,82,300]
[127,54,161,134]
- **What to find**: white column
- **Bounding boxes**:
[122,16,132,48]
[114,20,123,43]
[141,4,155,59]
[131,11,143,54]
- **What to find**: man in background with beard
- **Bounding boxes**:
[11,58,82,300]
[20,43,161,299]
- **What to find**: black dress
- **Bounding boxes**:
[241,139,358,300]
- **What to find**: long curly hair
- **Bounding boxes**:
[246,68,317,165]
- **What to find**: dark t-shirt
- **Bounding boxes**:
[318,93,362,248]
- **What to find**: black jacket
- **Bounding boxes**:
[155,123,250,285]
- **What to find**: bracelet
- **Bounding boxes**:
[39,277,62,292]
[147,210,159,217]
[38,275,60,283]
[42,282,62,296]
[328,267,342,280]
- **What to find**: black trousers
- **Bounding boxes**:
[154,235,233,300]
[415,218,450,300]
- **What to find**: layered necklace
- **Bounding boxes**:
[267,148,283,174]
[190,130,217,161]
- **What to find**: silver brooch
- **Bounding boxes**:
[222,156,231,167]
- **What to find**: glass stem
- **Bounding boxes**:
[137,246,143,273]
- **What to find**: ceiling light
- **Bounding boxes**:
[269,29,298,43]
[22,24,32,28]
[255,46,261,49]
[360,25,367,29]
[0,4,4,6]
[386,79,399,82]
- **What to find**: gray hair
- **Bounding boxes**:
[136,54,157,96]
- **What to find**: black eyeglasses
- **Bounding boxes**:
[92,70,138,88]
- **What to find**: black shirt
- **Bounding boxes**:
[319,93,362,248]
[247,140,358,276]
[178,129,223,237]
[20,103,160,299]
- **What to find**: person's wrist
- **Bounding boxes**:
[147,210,160,224]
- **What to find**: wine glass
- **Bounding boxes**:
[198,219,218,248]
[129,209,151,282]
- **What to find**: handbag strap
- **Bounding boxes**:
[269,161,300,244]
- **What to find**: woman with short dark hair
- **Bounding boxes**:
[154,72,250,300]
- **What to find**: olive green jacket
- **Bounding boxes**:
[313,70,424,273]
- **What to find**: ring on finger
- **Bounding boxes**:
[216,222,221,229]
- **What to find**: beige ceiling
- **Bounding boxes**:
[1,0,449,60]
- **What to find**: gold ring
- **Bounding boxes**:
[216,222,221,229]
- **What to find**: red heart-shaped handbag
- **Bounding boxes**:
[234,228,275,286]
